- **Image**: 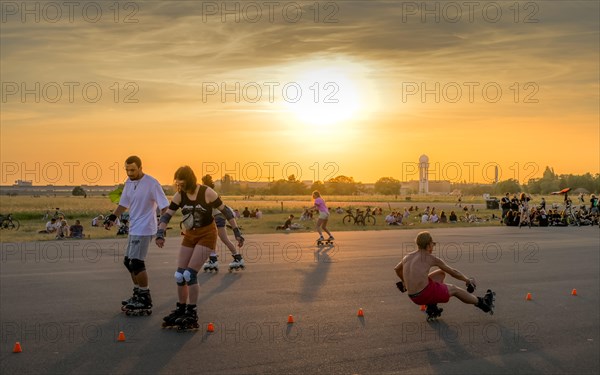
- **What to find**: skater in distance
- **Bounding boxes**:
[394,231,495,319]
[156,166,244,329]
[308,191,334,244]
[201,174,246,273]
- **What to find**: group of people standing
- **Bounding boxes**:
[104,156,244,328]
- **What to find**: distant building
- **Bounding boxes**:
[419,155,429,194]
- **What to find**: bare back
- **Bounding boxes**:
[401,250,436,294]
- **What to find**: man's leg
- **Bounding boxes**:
[447,284,478,304]
[429,269,446,283]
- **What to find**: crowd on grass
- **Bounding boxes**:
[500,192,598,227]
[34,192,599,239]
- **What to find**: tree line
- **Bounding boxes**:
[70,167,599,197]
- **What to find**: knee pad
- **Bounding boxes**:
[174,267,186,286]
[130,259,146,275]
[123,256,133,273]
[183,268,198,285]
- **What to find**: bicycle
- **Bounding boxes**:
[564,201,581,226]
[43,208,65,221]
[343,208,376,226]
[0,214,20,230]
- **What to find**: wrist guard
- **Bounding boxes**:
[396,281,407,293]
[156,228,166,240]
[233,227,243,240]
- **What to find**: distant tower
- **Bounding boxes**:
[419,154,429,194]
[494,166,499,184]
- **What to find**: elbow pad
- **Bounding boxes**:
[220,205,235,220]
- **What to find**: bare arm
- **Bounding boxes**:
[433,257,472,284]
[155,193,181,248]
[157,193,181,231]
[394,260,404,280]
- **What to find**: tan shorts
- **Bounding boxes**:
[318,211,330,220]
[181,223,218,250]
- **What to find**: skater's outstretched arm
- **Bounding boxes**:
[155,193,182,248]
[432,257,475,287]
[394,259,404,281]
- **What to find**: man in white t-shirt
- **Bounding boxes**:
[105,156,169,312]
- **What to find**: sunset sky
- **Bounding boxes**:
[1,1,598,186]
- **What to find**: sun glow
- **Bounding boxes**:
[281,59,369,128]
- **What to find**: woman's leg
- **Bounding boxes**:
[185,245,212,305]
[321,219,332,237]
[315,219,324,237]
[177,245,194,303]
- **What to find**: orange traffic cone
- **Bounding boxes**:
[207,323,215,332]
[420,305,426,311]
[571,289,577,296]
[117,331,126,342]
[287,315,294,324]
[13,342,22,353]
[525,293,532,301]
[357,308,364,317]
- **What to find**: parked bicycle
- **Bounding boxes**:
[343,208,376,226]
[0,214,20,230]
[43,208,65,221]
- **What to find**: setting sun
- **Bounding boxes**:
[280,58,371,129]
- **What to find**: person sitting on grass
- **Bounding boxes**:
[449,211,458,223]
[276,215,295,230]
[56,220,69,239]
[69,220,84,239]
[38,218,59,234]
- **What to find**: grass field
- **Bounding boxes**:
[0,194,568,243]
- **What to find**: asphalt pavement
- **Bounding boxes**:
[1,226,599,374]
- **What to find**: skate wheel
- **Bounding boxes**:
[125,310,131,316]
[146,310,152,316]
[121,306,127,312]
[229,269,233,273]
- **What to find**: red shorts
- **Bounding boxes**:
[409,278,450,305]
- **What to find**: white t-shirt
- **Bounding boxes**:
[118,174,169,236]
[421,214,429,223]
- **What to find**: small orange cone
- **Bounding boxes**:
[420,305,426,311]
[207,323,215,332]
[525,293,532,301]
[13,342,22,353]
[571,289,577,296]
[117,331,126,342]
[287,315,294,324]
[357,308,364,317]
